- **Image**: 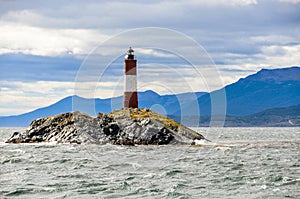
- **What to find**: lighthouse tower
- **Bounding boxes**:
[124,47,138,108]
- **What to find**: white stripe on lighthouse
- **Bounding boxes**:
[125,75,137,92]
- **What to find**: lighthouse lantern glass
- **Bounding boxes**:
[126,47,134,59]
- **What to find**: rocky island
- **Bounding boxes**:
[6,108,206,145]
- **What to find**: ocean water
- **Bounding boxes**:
[0,127,299,198]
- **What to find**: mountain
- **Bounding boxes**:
[224,104,300,127]
[1,66,299,127]
[0,91,206,127]
[171,104,300,127]
[225,66,300,115]
[174,66,300,117]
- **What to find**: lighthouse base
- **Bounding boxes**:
[124,91,138,108]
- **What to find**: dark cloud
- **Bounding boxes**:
[1,1,299,30]
[0,53,82,81]
[1,1,299,58]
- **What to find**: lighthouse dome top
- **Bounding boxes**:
[125,47,135,60]
[127,47,134,54]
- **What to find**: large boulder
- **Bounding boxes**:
[6,108,206,145]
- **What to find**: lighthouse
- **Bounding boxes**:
[124,47,138,108]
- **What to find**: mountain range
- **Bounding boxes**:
[224,104,300,127]
[177,66,300,116]
[1,66,299,127]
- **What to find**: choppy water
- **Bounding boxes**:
[0,127,299,198]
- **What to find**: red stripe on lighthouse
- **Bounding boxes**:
[124,91,138,108]
[124,60,137,75]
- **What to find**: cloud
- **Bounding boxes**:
[0,80,123,115]
[1,1,299,57]
[136,48,177,58]
[250,35,300,45]
[1,0,298,31]
[0,53,82,81]
[279,0,300,3]
[260,44,300,67]
[0,81,74,115]
[0,21,109,56]
[188,0,258,6]
[0,0,300,116]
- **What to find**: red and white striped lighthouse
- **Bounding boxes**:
[124,47,138,108]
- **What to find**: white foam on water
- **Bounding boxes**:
[193,139,214,146]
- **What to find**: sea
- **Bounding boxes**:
[0,127,299,198]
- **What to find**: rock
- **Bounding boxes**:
[6,108,206,145]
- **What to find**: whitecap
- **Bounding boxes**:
[193,139,214,146]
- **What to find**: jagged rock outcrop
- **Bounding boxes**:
[6,108,206,145]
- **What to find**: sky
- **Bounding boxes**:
[0,0,300,116]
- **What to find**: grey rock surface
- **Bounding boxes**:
[6,108,206,145]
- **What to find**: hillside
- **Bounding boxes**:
[224,104,300,127]
[175,66,300,117]
[169,104,300,127]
